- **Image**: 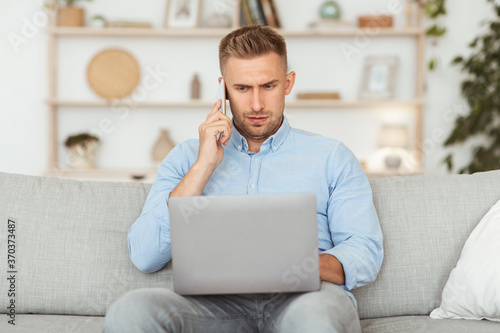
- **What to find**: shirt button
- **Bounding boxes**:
[254,158,258,161]
[238,145,242,150]
[251,184,256,189]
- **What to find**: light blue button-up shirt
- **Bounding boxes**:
[128,116,383,303]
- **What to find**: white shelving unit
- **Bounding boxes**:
[45,4,426,181]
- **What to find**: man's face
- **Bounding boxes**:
[223,52,295,146]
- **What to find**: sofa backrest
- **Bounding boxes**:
[1,170,500,318]
[0,173,166,316]
[353,170,500,319]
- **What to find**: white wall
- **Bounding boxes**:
[0,0,495,175]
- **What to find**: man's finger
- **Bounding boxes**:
[206,110,232,128]
[202,121,232,143]
[206,99,223,119]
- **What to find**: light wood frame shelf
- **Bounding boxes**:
[47,98,424,109]
[46,4,426,180]
[47,26,424,38]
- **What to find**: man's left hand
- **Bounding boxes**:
[319,254,346,286]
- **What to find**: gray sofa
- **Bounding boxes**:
[1,170,500,332]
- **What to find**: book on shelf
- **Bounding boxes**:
[240,0,281,28]
[260,0,281,28]
[246,0,267,26]
[240,0,253,26]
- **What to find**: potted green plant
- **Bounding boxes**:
[54,0,93,27]
[64,133,100,169]
[443,0,500,173]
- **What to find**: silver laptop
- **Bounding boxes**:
[169,192,320,295]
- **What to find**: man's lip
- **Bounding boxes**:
[248,116,268,123]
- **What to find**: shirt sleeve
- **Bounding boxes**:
[127,142,191,273]
[321,142,384,290]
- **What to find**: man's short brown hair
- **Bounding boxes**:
[218,25,288,76]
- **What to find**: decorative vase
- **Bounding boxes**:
[191,74,201,100]
[68,140,99,169]
[152,129,176,166]
[385,153,402,169]
[319,0,341,20]
[57,7,85,27]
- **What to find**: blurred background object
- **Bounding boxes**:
[379,125,410,169]
[152,128,176,167]
[55,0,92,27]
[64,132,100,169]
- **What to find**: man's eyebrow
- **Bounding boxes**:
[261,79,279,86]
[232,79,280,87]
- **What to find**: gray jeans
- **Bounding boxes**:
[102,281,361,333]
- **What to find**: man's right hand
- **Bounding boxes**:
[196,99,233,172]
[169,100,232,199]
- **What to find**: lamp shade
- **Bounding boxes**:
[379,125,410,148]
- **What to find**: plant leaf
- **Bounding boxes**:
[428,58,436,71]
[451,56,463,65]
[442,154,453,172]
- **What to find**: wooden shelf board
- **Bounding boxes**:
[47,99,423,109]
[288,99,423,108]
[47,27,424,38]
[46,99,215,108]
[366,169,426,178]
[43,167,425,182]
[48,27,232,37]
[44,168,157,182]
[280,27,424,37]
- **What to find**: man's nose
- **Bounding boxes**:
[250,90,264,112]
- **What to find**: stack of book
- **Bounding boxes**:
[240,0,281,28]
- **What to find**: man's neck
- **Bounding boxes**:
[247,141,264,153]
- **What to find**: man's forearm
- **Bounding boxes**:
[169,162,215,198]
[319,253,346,285]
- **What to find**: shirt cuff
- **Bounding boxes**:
[321,246,357,291]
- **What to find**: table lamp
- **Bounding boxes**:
[379,125,410,169]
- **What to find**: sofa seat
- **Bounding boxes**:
[3,314,499,332]
[361,315,500,333]
[0,314,105,332]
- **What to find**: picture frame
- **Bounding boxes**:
[359,56,399,100]
[164,0,202,28]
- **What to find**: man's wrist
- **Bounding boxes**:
[169,161,216,199]
[319,253,346,286]
[191,160,217,180]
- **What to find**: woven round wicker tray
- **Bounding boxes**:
[87,48,140,99]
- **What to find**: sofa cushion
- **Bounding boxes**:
[361,315,500,333]
[352,170,500,319]
[0,172,173,316]
[430,198,500,321]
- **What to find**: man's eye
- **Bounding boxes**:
[238,87,247,92]
[265,85,275,89]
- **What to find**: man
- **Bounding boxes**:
[104,25,383,333]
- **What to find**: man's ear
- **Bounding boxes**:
[285,71,296,95]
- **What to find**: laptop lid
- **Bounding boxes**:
[169,192,320,295]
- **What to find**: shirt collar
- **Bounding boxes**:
[230,116,290,154]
